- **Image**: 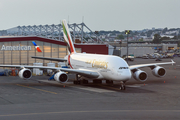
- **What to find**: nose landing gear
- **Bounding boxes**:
[120,81,126,90]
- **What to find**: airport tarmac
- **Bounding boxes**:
[0,57,180,120]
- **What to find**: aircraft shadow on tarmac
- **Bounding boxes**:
[11,76,159,94]
[22,80,156,94]
[69,83,156,94]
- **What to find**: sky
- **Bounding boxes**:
[0,0,180,31]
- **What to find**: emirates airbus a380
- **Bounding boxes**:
[0,20,175,90]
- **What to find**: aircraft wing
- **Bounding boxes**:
[60,68,99,78]
[129,59,175,70]
[31,56,67,62]
[0,65,99,78]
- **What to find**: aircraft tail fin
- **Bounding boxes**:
[62,20,76,54]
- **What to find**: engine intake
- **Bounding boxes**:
[19,68,32,79]
[133,69,148,82]
[152,66,166,77]
[54,71,68,83]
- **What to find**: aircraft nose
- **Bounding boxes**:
[123,70,132,80]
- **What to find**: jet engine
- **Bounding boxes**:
[152,66,166,77]
[54,71,68,83]
[133,69,148,82]
[19,68,32,79]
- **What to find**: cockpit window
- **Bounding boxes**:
[119,67,129,69]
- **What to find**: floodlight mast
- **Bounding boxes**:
[125,30,131,63]
[119,40,122,57]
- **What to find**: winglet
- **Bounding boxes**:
[171,59,175,65]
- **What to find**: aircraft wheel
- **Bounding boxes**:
[119,85,123,90]
[93,80,102,84]
[106,80,113,84]
[82,80,88,84]
[73,81,77,84]
[120,83,126,90]
[123,85,126,90]
[78,81,81,84]
[74,81,81,84]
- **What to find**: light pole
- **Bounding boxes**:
[119,40,122,57]
[125,30,131,63]
[95,31,99,43]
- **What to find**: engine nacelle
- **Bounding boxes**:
[54,71,68,83]
[133,69,148,82]
[19,68,32,79]
[152,66,166,77]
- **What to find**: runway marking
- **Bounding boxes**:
[72,86,115,93]
[0,110,180,117]
[126,84,146,87]
[16,84,57,94]
[37,80,144,92]
[39,80,115,93]
[96,84,121,91]
[38,80,73,86]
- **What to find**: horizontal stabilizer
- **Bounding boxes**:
[31,56,67,62]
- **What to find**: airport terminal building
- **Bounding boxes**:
[0,36,109,65]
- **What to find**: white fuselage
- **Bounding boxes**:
[69,53,132,81]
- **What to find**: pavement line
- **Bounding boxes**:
[0,110,180,117]
[39,80,115,93]
[38,80,73,86]
[126,84,146,87]
[96,84,121,91]
[72,86,115,93]
[16,84,57,94]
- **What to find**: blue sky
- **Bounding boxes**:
[0,0,180,31]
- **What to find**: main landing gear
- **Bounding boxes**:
[119,81,126,90]
[73,74,88,85]
[106,80,113,84]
